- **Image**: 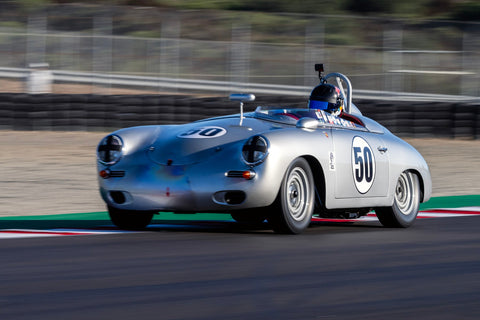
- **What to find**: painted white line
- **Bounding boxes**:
[417,213,476,218]
[448,206,480,211]
[0,232,59,239]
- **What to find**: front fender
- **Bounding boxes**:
[256,127,333,204]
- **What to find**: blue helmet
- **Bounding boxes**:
[308,83,343,112]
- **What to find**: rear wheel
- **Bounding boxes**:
[267,158,314,234]
[108,206,154,230]
[375,171,420,228]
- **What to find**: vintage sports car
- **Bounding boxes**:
[97,64,431,234]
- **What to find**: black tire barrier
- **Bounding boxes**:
[0,93,478,139]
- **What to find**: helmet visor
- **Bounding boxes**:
[308,100,330,110]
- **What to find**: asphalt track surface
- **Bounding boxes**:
[1,212,480,320]
[1,131,479,319]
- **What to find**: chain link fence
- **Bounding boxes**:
[0,4,479,96]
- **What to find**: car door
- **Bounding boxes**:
[331,127,390,199]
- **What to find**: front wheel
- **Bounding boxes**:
[267,158,314,234]
[375,171,420,228]
[108,206,154,230]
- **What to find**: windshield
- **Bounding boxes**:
[253,106,363,129]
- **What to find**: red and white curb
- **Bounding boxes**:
[415,207,480,218]
[1,207,479,239]
[0,228,135,239]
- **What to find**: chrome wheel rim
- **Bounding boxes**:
[286,167,310,221]
[395,172,415,216]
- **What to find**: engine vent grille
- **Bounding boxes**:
[109,171,125,178]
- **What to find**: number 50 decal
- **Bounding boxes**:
[351,136,376,194]
[178,126,226,139]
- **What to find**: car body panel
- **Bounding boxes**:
[331,128,390,199]
[97,104,432,215]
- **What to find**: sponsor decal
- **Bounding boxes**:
[315,110,328,123]
[324,113,357,128]
[329,151,336,171]
[178,126,226,139]
[351,136,376,194]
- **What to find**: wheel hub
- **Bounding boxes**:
[289,188,299,200]
[286,168,310,221]
[395,172,414,216]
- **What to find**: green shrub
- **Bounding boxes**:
[452,1,480,22]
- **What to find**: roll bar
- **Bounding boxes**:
[315,64,353,114]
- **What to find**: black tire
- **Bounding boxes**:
[108,206,154,230]
[375,171,420,228]
[231,210,267,225]
[267,158,315,234]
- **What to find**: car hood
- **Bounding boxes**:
[147,116,274,165]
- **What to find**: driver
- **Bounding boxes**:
[308,83,344,116]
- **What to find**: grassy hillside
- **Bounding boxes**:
[6,0,480,21]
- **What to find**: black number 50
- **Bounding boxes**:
[353,146,373,183]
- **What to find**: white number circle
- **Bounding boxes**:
[178,126,227,139]
[351,136,376,194]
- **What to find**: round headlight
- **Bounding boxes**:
[97,135,124,165]
[242,135,269,165]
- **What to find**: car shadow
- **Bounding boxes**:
[0,219,113,230]
[145,218,384,235]
[0,216,384,236]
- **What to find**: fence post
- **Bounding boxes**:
[304,23,324,89]
[26,11,47,67]
[160,14,181,92]
[383,23,403,92]
[92,8,112,94]
[230,23,251,93]
[461,26,480,96]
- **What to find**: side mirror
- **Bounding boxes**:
[230,93,255,126]
[296,117,318,130]
[229,93,255,102]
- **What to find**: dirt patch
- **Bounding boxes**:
[0,131,106,217]
[406,138,480,198]
[0,131,478,217]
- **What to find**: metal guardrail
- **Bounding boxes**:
[1,67,479,103]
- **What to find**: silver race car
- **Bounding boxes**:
[97,64,431,234]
